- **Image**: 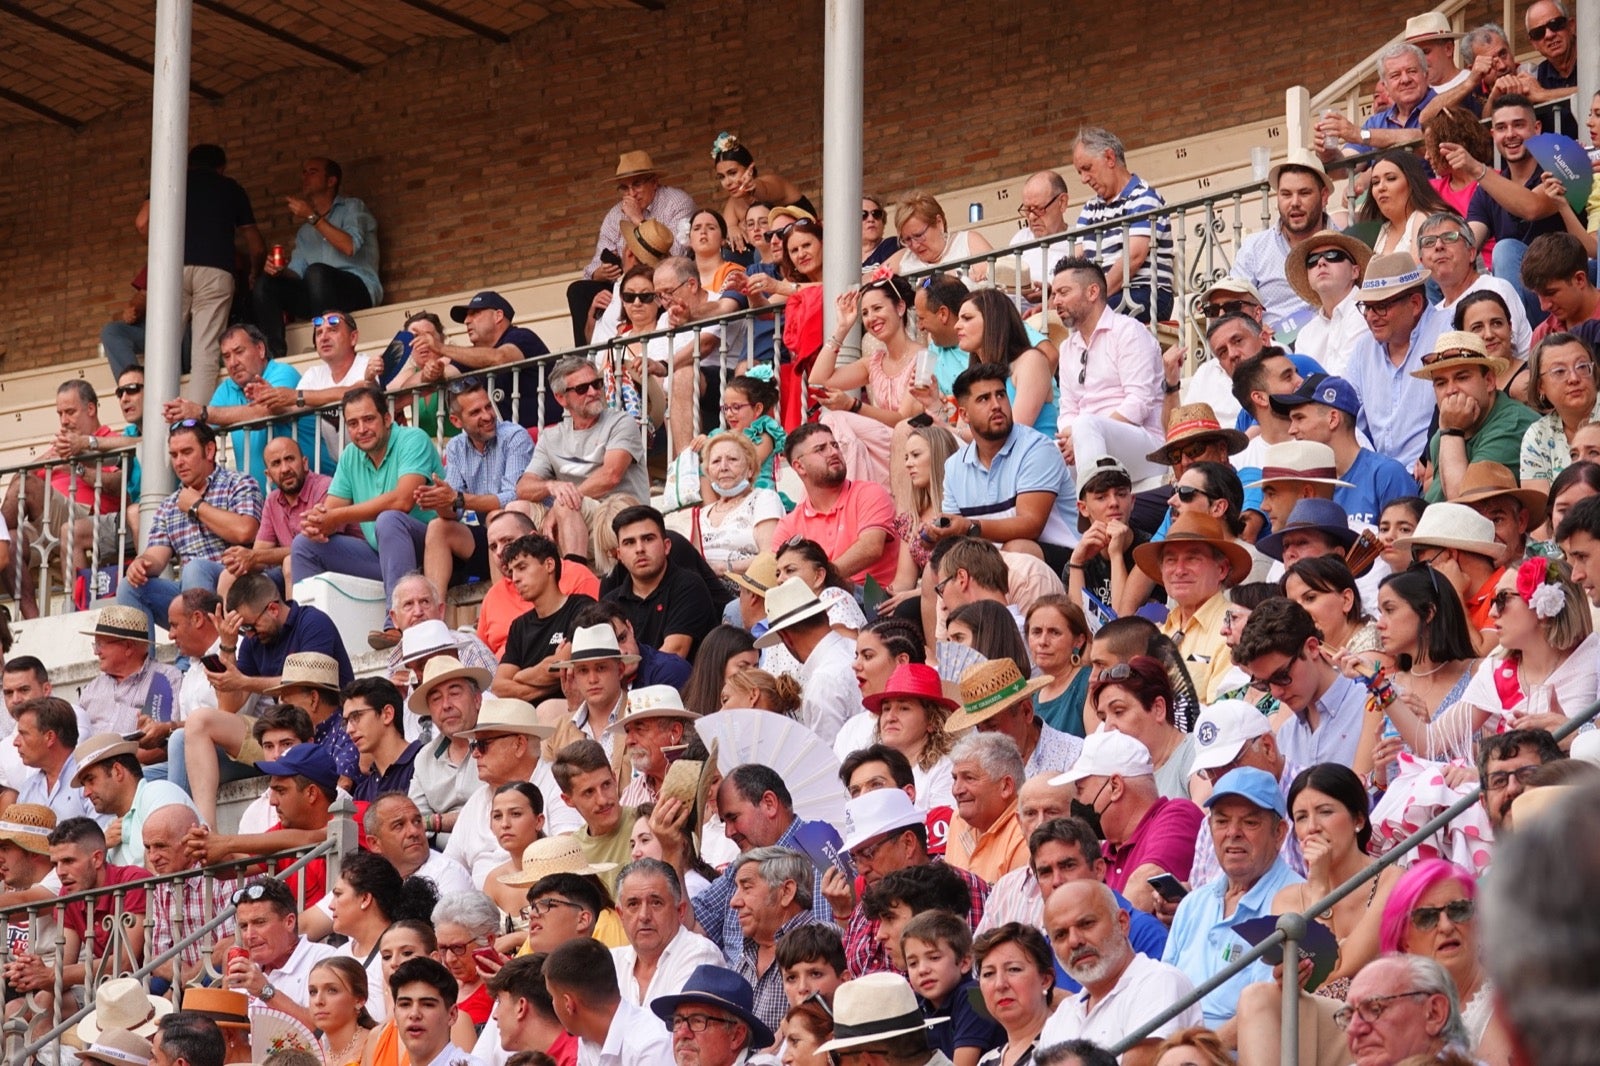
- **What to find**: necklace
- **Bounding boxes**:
[1406,660,1446,678]
[325,1027,366,1065]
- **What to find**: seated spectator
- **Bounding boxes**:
[1522,232,1600,341]
[63,367,145,582]
[1162,768,1303,1033]
[604,505,717,659]
[753,577,861,739]
[1338,956,1475,1066]
[942,731,1026,884]
[71,732,197,867]
[1139,401,1252,536]
[289,384,445,611]
[30,818,150,992]
[493,533,597,703]
[424,291,555,429]
[1456,460,1543,565]
[1406,11,1470,106]
[115,418,262,626]
[1186,700,1306,890]
[1316,45,1433,157]
[1227,347,1306,529]
[1421,213,1532,357]
[724,847,832,1034]
[612,686,698,807]
[251,157,381,349]
[762,538,868,684]
[773,423,898,588]
[1232,149,1336,337]
[945,658,1081,783]
[1393,502,1508,635]
[77,605,183,738]
[1424,105,1497,251]
[1166,305,1271,426]
[1071,127,1174,322]
[862,193,901,268]
[1065,459,1151,625]
[1009,170,1075,307]
[1132,513,1249,703]
[1234,598,1367,767]
[406,654,491,847]
[704,370,785,492]
[693,434,783,581]
[247,310,373,462]
[389,309,467,436]
[13,696,98,827]
[551,739,636,887]
[99,266,161,380]
[483,952,570,1059]
[567,151,694,344]
[197,743,341,904]
[577,599,695,696]
[379,573,499,706]
[969,923,1057,1066]
[478,509,600,659]
[1344,253,1450,466]
[545,936,674,1066]
[935,365,1080,571]
[1274,374,1420,525]
[650,255,746,454]
[1086,656,1197,801]
[1365,151,1457,262]
[886,191,994,283]
[388,956,484,1066]
[1054,257,1163,486]
[858,862,975,974]
[219,437,336,602]
[417,378,535,598]
[915,272,980,395]
[342,678,421,802]
[650,965,774,1066]
[859,665,959,808]
[1288,232,1372,377]
[517,356,650,562]
[1521,332,1600,494]
[141,803,234,987]
[610,855,723,1008]
[1427,23,1512,120]
[1038,880,1200,1054]
[445,697,552,883]
[959,287,1058,435]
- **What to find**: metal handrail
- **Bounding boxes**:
[1108,696,1600,1057]
[1309,0,1515,114]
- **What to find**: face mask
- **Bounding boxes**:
[1070,779,1111,839]
[712,478,751,498]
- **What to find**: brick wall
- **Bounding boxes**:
[0,0,1523,372]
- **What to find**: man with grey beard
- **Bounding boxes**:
[1038,881,1199,1063]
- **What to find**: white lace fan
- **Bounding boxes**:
[250,1003,324,1065]
[694,709,851,826]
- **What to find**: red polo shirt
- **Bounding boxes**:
[1103,797,1205,892]
[772,479,898,587]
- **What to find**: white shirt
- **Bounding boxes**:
[239,791,274,835]
[912,755,957,811]
[1180,359,1242,425]
[177,639,221,722]
[316,848,474,922]
[1038,951,1201,1051]
[832,711,876,762]
[796,631,861,741]
[17,756,103,829]
[1007,226,1075,299]
[533,758,583,836]
[260,935,341,1010]
[1294,288,1366,378]
[590,997,676,1066]
[416,1044,490,1066]
[298,354,372,460]
[612,927,725,1009]
[335,936,389,1024]
[443,782,506,887]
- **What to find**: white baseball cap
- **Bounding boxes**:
[1189,700,1273,774]
[1051,730,1155,786]
[840,788,926,853]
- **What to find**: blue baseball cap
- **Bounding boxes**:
[1204,767,1286,818]
[1269,373,1361,420]
[449,290,516,323]
[255,743,339,797]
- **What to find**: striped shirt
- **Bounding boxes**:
[1074,175,1174,299]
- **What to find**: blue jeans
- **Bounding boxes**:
[167,725,263,794]
[1489,238,1545,325]
[116,558,225,634]
[289,510,427,602]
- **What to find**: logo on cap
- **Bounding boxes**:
[1198,721,1219,746]
[1321,387,1337,403]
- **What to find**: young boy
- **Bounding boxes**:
[776,922,848,1007]
[860,864,973,972]
[901,911,1004,1066]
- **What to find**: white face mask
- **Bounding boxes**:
[712,478,751,498]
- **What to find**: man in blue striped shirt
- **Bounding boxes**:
[1072,127,1175,325]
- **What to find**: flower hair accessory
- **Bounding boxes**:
[1515,556,1566,620]
[711,131,741,160]
[868,264,896,285]
[743,364,776,383]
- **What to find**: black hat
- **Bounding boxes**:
[450,291,516,323]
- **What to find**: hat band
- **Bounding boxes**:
[832,1008,928,1041]
[1365,269,1423,289]
[1259,465,1337,480]
[568,647,624,662]
[1164,418,1224,441]
[84,1046,148,1066]
[0,820,48,838]
[766,598,825,630]
[632,226,669,261]
[963,675,1028,715]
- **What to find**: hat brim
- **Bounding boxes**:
[1145,427,1250,465]
[753,597,830,649]
[650,991,775,1050]
[727,571,772,597]
[840,810,928,853]
[1392,534,1504,559]
[861,687,960,716]
[1050,759,1152,787]
[548,651,641,673]
[1284,232,1373,309]
[1256,521,1360,562]
[0,829,51,856]
[1268,162,1335,194]
[1408,355,1511,381]
[406,664,495,713]
[1189,737,1252,774]
[76,994,173,1042]
[622,226,673,268]
[612,167,658,181]
[1455,485,1547,530]
[1243,472,1354,490]
[1132,534,1253,586]
[943,675,1054,732]
[606,707,700,734]
[1203,784,1286,817]
[264,676,343,699]
[497,857,619,886]
[253,758,338,796]
[818,1019,947,1054]
[457,721,556,741]
[78,625,149,643]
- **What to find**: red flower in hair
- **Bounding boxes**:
[1515,556,1549,604]
[868,264,896,285]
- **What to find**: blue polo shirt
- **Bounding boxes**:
[1163,856,1304,1026]
[237,601,355,688]
[210,359,324,489]
[327,424,444,549]
[1335,447,1420,528]
[942,422,1079,549]
[1361,88,1437,132]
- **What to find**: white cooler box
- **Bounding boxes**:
[291,573,387,656]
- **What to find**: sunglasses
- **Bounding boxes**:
[1171,484,1212,504]
[230,883,271,906]
[311,314,345,328]
[1305,248,1354,268]
[1420,347,1484,366]
[1529,13,1568,39]
[468,734,514,754]
[565,379,603,396]
[1409,898,1474,931]
[619,291,658,304]
[446,375,485,395]
[1201,298,1257,318]
[762,223,796,242]
[1490,589,1520,613]
[115,383,144,398]
[1098,662,1136,682]
[862,209,886,221]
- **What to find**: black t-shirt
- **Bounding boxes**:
[503,593,596,670]
[604,566,717,658]
[1532,59,1579,137]
[184,168,256,271]
[480,325,556,428]
[600,530,733,611]
[1078,530,1159,629]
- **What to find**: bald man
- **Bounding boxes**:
[973,774,1080,933]
[144,803,231,984]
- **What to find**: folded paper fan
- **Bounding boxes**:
[250,1004,324,1065]
[694,709,850,825]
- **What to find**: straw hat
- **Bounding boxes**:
[79,605,150,643]
[1132,511,1254,585]
[613,685,700,729]
[727,553,780,597]
[753,577,830,649]
[944,659,1053,732]
[1392,502,1503,558]
[1200,277,1266,307]
[623,219,675,267]
[1268,146,1334,194]
[769,205,818,226]
[817,973,944,1053]
[1358,252,1429,298]
[1405,12,1462,41]
[658,738,720,835]
[263,652,343,698]
[548,624,641,672]
[1409,329,1510,381]
[77,977,173,1042]
[179,987,249,1029]
[1284,230,1372,307]
[457,696,555,741]
[0,804,54,856]
[76,1028,154,1066]
[1453,461,1548,529]
[407,653,494,714]
[497,834,618,887]
[1244,440,1354,489]
[1145,402,1249,465]
[71,733,141,787]
[612,150,658,180]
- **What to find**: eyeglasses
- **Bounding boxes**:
[1332,991,1430,1030]
[1171,484,1212,505]
[762,223,796,243]
[468,734,514,754]
[1305,248,1354,267]
[115,383,144,398]
[1097,662,1136,683]
[1416,232,1468,251]
[656,278,693,303]
[851,832,904,863]
[902,223,934,247]
[524,897,583,919]
[1485,764,1543,791]
[564,379,603,396]
[1017,192,1065,219]
[719,401,752,415]
[1409,898,1474,931]
[230,883,271,906]
[620,291,658,304]
[236,602,274,636]
[1358,293,1413,316]
[862,208,887,221]
[1201,299,1257,319]
[1221,607,1251,629]
[1529,13,1568,40]
[311,314,345,328]
[436,939,480,958]
[1252,659,1299,690]
[1542,361,1595,383]
[669,1014,740,1033]
[934,575,955,597]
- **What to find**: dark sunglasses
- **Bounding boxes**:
[620,291,658,304]
[115,383,144,398]
[1409,898,1474,931]
[862,209,886,222]
[1490,589,1519,612]
[468,734,513,754]
[1305,248,1353,268]
[1201,298,1256,318]
[1529,14,1568,39]
[1420,346,1485,366]
[565,379,603,396]
[1098,662,1135,682]
[311,314,346,328]
[446,375,485,395]
[762,223,796,242]
[1171,484,1212,504]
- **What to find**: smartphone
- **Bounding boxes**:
[472,947,503,972]
[1148,874,1189,902]
[201,654,227,673]
[599,248,624,269]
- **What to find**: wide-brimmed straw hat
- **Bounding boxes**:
[1392,502,1503,559]
[1244,440,1353,489]
[76,1028,154,1066]
[1408,329,1510,381]
[817,973,945,1053]
[457,696,555,741]
[71,734,141,787]
[79,605,150,643]
[76,977,172,1042]
[1405,12,1462,41]
[1453,461,1548,529]
[727,552,780,597]
[1284,230,1372,307]
[406,654,494,714]
[498,835,618,887]
[612,150,658,180]
[0,804,54,856]
[1145,402,1249,465]
[1132,512,1254,585]
[1358,252,1430,299]
[753,577,830,649]
[623,219,674,267]
[179,988,249,1030]
[263,652,343,698]
[548,624,641,672]
[943,659,1053,732]
[611,685,700,730]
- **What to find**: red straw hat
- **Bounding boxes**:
[863,663,960,715]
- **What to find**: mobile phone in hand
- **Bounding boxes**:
[201,654,227,673]
[1148,873,1189,902]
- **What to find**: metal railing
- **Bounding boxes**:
[1,817,350,1065]
[1108,696,1600,1059]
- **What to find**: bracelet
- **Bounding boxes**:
[1163,381,1181,395]
[1068,563,1085,569]
[219,646,236,655]
[199,405,208,423]
[1439,428,1466,438]
[850,396,863,414]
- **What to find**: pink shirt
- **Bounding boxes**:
[1058,308,1164,436]
[772,479,898,587]
[1103,796,1204,892]
[258,471,342,548]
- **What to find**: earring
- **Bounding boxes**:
[1069,646,1083,667]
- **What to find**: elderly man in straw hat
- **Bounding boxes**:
[1133,511,1252,703]
[1232,149,1338,336]
[446,695,553,885]
[1394,500,1511,636]
[610,685,700,807]
[1244,439,1354,532]
[405,652,493,848]
[1285,229,1371,375]
[1455,460,1548,567]
[1415,332,1538,501]
[945,659,1082,782]
[77,605,183,740]
[1342,251,1452,466]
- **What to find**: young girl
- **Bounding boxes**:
[713,370,785,489]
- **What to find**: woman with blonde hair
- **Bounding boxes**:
[1153,1028,1231,1066]
[309,956,378,1066]
[722,667,803,717]
[884,423,960,616]
[864,662,959,809]
[887,191,992,282]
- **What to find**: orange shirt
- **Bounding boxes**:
[1465,567,1505,633]
[943,802,1026,885]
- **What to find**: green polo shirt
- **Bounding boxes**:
[1425,393,1540,502]
[328,423,444,547]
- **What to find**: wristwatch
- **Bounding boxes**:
[259,982,277,1001]
[1359,129,1372,144]
[307,212,322,226]
[188,500,203,522]
[295,389,307,409]
[455,491,466,516]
